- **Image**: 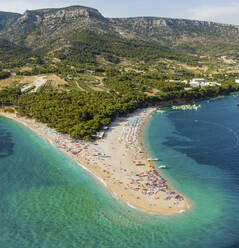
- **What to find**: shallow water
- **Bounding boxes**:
[1,94,239,247]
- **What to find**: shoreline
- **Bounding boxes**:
[0,109,191,215]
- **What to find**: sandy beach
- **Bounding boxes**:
[0,108,191,215]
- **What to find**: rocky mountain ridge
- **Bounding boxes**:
[0,5,239,56]
[110,17,239,43]
[0,6,119,47]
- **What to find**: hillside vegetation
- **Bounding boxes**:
[1,5,239,139]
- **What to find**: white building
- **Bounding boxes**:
[189,78,221,88]
[208,82,221,87]
[235,79,239,84]
[189,78,206,87]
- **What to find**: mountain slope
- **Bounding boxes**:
[0,11,21,31]
[1,5,239,59]
[0,6,136,48]
[110,17,239,43]
[109,17,239,56]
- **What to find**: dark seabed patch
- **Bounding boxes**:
[0,123,14,158]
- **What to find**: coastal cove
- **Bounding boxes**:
[2,3,239,248]
[0,94,239,247]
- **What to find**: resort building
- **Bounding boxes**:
[189,78,221,88]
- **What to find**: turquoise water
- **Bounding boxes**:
[1,95,239,247]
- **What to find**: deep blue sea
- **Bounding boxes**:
[1,94,239,248]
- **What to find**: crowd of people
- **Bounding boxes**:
[26,108,186,211]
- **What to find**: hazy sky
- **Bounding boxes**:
[1,0,239,25]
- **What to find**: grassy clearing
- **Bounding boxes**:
[0,76,24,89]
[0,74,69,90]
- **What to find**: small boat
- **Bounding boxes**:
[237,104,239,106]
[159,165,167,169]
[147,158,159,161]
